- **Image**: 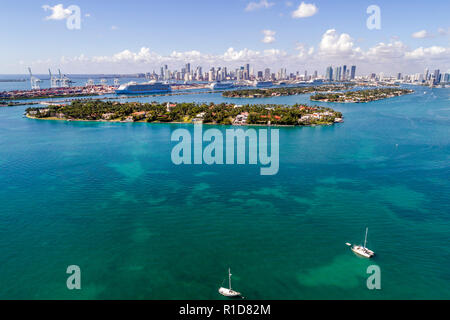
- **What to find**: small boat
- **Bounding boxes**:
[347,228,375,258]
[219,268,242,298]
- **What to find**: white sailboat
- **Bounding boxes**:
[346,228,375,258]
[218,268,242,298]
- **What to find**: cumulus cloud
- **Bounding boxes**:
[42,4,73,20]
[406,46,450,60]
[412,30,433,39]
[22,29,449,74]
[365,41,407,62]
[437,27,450,36]
[294,43,314,58]
[318,29,358,57]
[245,0,274,12]
[292,2,318,18]
[262,30,276,44]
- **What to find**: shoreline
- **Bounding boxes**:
[310,88,414,103]
[26,115,341,128]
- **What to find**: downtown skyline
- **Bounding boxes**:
[0,0,449,75]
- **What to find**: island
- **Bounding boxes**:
[310,88,414,103]
[222,84,356,98]
[26,100,344,126]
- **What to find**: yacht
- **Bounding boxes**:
[346,228,375,258]
[218,268,242,298]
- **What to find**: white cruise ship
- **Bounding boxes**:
[115,81,171,94]
[210,82,235,90]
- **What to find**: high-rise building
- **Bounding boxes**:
[334,67,341,81]
[342,65,347,81]
[433,69,441,84]
[186,63,191,74]
[444,73,450,83]
[424,68,429,81]
[350,66,356,80]
[264,68,271,80]
[326,66,333,82]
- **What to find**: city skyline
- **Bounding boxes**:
[0,0,449,74]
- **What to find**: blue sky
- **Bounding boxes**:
[0,0,448,74]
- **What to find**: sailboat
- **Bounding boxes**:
[346,228,375,258]
[218,268,242,298]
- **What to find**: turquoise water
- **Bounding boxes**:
[0,87,449,299]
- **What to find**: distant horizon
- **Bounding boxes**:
[1,65,449,78]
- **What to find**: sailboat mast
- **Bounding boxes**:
[229,268,232,290]
[364,228,368,248]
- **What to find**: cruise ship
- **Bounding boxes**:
[115,81,171,94]
[209,82,235,90]
[255,81,273,88]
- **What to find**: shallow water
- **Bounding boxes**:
[0,86,449,299]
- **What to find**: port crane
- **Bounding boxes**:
[28,67,41,90]
[49,69,60,88]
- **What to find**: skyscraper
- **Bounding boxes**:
[264,68,271,80]
[424,68,429,81]
[433,69,441,84]
[334,67,341,81]
[342,65,347,81]
[350,66,356,80]
[444,73,450,83]
[326,66,333,82]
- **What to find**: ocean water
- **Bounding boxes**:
[0,86,449,300]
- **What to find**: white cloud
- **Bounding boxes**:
[292,2,318,18]
[111,26,119,30]
[412,30,433,39]
[406,46,450,60]
[318,29,358,57]
[42,4,73,20]
[365,41,407,61]
[21,29,449,75]
[294,43,315,58]
[245,0,274,12]
[262,30,276,44]
[437,27,450,36]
